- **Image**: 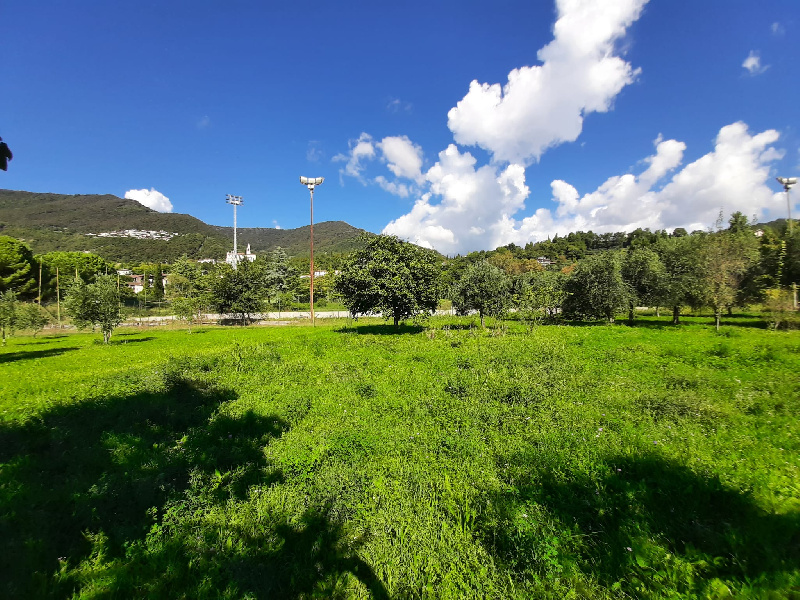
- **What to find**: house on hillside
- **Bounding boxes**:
[126,272,168,294]
[536,256,553,267]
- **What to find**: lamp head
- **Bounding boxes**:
[226,194,243,205]
[300,176,324,188]
[777,177,797,187]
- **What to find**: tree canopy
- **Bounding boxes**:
[335,235,441,328]
[0,236,38,300]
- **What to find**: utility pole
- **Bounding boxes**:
[299,177,324,325]
[226,194,243,269]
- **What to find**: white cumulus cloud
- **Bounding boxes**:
[332,132,375,181]
[125,188,173,213]
[742,51,769,76]
[384,123,784,253]
[447,0,647,164]
[378,135,425,183]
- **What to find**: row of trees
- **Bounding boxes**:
[1,210,798,340]
[333,214,796,331]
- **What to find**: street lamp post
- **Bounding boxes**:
[776,177,798,308]
[299,176,324,325]
[226,194,243,269]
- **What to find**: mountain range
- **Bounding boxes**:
[0,189,367,264]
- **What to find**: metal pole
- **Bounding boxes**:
[310,186,315,326]
[233,202,238,258]
[787,187,794,236]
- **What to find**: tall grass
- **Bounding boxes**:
[1,315,798,598]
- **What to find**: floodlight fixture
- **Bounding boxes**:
[299,177,324,325]
[777,177,797,191]
[226,194,244,206]
[300,176,324,190]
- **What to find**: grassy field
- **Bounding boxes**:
[1,315,799,599]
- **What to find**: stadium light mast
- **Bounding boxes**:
[226,194,243,269]
[776,177,798,308]
[777,177,797,235]
[299,176,324,325]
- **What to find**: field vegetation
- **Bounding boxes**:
[2,315,799,598]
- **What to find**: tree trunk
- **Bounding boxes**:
[480,312,485,328]
[1,326,5,346]
[628,303,635,324]
[394,314,400,329]
[672,305,680,325]
[655,306,660,317]
[727,305,733,316]
[715,311,721,332]
[103,329,112,344]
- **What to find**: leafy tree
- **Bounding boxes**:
[0,290,18,345]
[563,252,630,323]
[622,247,668,322]
[15,302,51,337]
[207,260,268,325]
[167,257,206,331]
[39,251,112,284]
[656,235,705,324]
[265,247,301,305]
[514,269,567,326]
[700,227,758,330]
[335,235,441,328]
[0,236,38,299]
[452,260,510,327]
[152,263,165,302]
[64,275,123,343]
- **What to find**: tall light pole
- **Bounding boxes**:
[300,176,324,325]
[226,194,243,269]
[776,177,798,308]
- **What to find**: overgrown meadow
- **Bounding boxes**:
[1,316,799,599]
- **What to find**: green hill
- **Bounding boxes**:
[0,189,367,264]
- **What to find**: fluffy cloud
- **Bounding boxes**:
[771,22,785,36]
[332,132,375,181]
[334,132,425,196]
[384,123,784,253]
[742,51,769,75]
[377,135,424,183]
[383,145,529,253]
[447,0,647,164]
[125,188,173,213]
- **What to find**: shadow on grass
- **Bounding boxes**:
[481,453,800,596]
[336,323,425,335]
[110,336,156,344]
[0,346,81,364]
[0,365,388,599]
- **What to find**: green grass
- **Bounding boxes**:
[1,315,799,599]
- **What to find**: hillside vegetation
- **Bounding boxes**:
[0,189,366,263]
[1,317,798,598]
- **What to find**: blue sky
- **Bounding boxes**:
[1,0,798,254]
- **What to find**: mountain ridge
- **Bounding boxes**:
[0,189,368,263]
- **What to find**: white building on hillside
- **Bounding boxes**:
[226,243,257,266]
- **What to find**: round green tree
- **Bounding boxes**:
[335,235,441,328]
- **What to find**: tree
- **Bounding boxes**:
[514,269,567,326]
[0,290,17,345]
[656,235,705,324]
[563,252,630,323]
[64,275,123,343]
[622,247,668,322]
[167,256,206,330]
[700,226,758,331]
[15,302,51,337]
[451,260,510,327]
[335,235,441,328]
[207,260,268,325]
[0,236,38,299]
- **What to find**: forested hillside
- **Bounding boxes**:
[0,189,367,263]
